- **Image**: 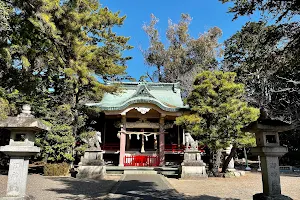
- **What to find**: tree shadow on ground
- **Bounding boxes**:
[45,177,117,199]
[106,179,239,200]
[45,176,239,200]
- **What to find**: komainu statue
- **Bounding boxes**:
[185,132,198,151]
[83,131,102,149]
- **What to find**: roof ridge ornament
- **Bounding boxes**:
[131,84,154,98]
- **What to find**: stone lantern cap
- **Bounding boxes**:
[0,105,50,156]
[242,119,293,133]
[0,104,50,132]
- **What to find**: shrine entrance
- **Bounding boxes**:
[86,82,189,166]
[126,128,156,151]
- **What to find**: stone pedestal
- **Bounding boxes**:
[252,147,291,200]
[0,146,40,199]
[180,150,207,179]
[77,149,106,179]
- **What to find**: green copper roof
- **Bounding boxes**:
[86,82,189,112]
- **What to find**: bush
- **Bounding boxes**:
[44,163,70,176]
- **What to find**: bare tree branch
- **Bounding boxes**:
[276,76,300,85]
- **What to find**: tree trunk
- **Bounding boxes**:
[71,89,80,167]
[222,146,237,173]
[209,149,222,177]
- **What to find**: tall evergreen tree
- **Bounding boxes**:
[221,1,300,165]
[176,71,259,174]
[223,21,300,122]
[0,0,132,162]
[221,0,300,123]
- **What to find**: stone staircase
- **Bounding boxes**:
[124,168,158,174]
[106,166,179,176]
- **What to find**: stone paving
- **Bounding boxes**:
[107,174,182,200]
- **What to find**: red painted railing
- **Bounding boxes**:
[124,155,160,167]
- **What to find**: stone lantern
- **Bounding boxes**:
[0,105,49,199]
[242,116,293,200]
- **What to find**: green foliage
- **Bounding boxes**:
[223,21,300,122]
[0,0,132,163]
[220,0,299,22]
[221,1,300,123]
[0,97,9,120]
[221,0,300,166]
[36,105,75,162]
[176,71,259,150]
[236,132,256,148]
[0,87,20,119]
[44,162,70,176]
[75,130,96,155]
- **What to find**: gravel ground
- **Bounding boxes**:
[0,174,120,200]
[167,172,300,200]
[1,172,299,200]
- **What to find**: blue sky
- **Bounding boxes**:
[100,0,260,80]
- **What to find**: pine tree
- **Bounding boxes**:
[176,71,259,174]
[0,0,132,162]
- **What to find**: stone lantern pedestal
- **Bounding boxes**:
[0,105,49,200]
[180,150,207,179]
[242,118,293,200]
[77,148,105,179]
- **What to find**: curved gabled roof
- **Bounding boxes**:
[86,82,189,112]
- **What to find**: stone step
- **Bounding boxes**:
[124,170,158,174]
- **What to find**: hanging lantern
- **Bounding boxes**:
[145,135,148,141]
[137,134,140,140]
[129,134,131,140]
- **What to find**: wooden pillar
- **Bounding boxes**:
[119,114,126,166]
[103,121,106,147]
[126,134,130,150]
[154,131,158,150]
[182,129,185,145]
[159,115,165,166]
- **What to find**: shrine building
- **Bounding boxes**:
[86,82,190,166]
